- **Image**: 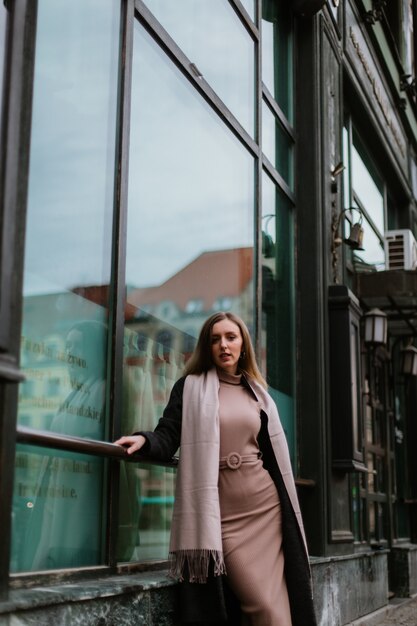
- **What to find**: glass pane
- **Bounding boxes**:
[11,0,121,572]
[352,144,384,234]
[239,0,255,20]
[352,215,385,271]
[118,23,254,560]
[343,126,351,209]
[11,444,105,571]
[143,0,255,135]
[261,172,295,464]
[262,0,293,122]
[262,100,293,188]
[118,462,175,562]
[125,21,254,347]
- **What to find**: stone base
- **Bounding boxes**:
[0,571,180,626]
[0,553,390,626]
[389,544,417,597]
[311,551,389,626]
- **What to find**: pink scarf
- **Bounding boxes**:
[168,368,308,583]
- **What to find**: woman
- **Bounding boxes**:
[115,312,316,626]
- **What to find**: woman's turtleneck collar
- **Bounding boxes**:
[216,368,242,386]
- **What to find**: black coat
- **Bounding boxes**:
[138,377,317,626]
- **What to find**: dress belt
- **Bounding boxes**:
[219,451,262,470]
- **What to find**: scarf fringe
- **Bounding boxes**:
[168,549,226,583]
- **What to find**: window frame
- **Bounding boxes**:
[2,0,298,592]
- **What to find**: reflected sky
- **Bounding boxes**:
[23,0,120,296]
[126,22,254,289]
[353,216,385,269]
[143,0,255,135]
[352,145,384,234]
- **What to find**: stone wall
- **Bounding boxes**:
[389,544,417,597]
[311,551,388,626]
[0,553,389,626]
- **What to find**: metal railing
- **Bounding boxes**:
[15,426,314,486]
[16,425,179,467]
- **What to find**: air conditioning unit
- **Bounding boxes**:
[384,229,417,270]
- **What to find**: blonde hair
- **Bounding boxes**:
[183,312,267,388]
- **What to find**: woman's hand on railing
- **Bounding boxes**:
[114,434,147,456]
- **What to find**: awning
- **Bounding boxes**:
[355,270,417,336]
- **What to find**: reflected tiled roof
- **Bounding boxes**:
[128,247,253,311]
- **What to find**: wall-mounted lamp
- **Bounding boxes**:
[364,308,388,346]
[332,207,365,251]
[330,161,346,193]
[401,341,417,376]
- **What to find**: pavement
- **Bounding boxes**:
[349,595,417,626]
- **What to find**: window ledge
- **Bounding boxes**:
[0,570,175,615]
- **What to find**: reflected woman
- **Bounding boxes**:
[24,321,107,570]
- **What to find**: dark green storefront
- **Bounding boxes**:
[1,1,417,624]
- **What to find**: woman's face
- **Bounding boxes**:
[211,319,243,375]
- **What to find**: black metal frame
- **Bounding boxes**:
[0,0,38,597]
[0,0,298,595]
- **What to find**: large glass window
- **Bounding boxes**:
[7,0,297,579]
[11,0,121,572]
[143,0,255,135]
[119,21,255,560]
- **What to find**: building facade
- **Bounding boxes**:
[1,0,417,624]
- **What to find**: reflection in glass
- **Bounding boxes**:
[343,126,351,209]
[23,0,119,296]
[143,0,255,135]
[262,1,293,121]
[239,0,255,20]
[262,100,293,188]
[11,0,121,572]
[117,460,175,562]
[352,144,384,234]
[126,22,254,337]
[352,215,385,271]
[118,22,254,560]
[11,444,104,571]
[261,172,295,464]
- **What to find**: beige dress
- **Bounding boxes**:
[218,370,292,626]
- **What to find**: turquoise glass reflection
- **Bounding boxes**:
[143,0,255,135]
[262,0,293,122]
[11,445,104,571]
[261,172,295,465]
[11,0,121,572]
[118,21,254,561]
[262,100,293,188]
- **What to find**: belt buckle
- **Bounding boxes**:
[226,452,242,470]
